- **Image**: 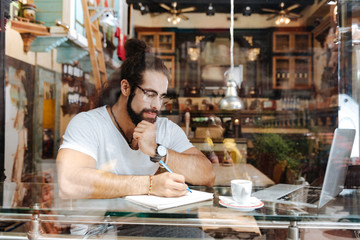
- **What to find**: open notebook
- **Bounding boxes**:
[124,190,214,210]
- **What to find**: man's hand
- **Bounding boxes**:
[133,120,157,157]
[151,172,188,197]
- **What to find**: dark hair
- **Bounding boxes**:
[100,38,170,106]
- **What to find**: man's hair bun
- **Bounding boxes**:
[124,38,150,59]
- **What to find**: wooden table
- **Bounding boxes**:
[213,163,275,187]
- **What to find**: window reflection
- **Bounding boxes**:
[1,0,360,238]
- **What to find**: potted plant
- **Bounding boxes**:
[251,133,304,184]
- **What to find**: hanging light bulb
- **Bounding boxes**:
[219,0,244,110]
[275,15,291,25]
[206,3,215,16]
[167,14,181,25]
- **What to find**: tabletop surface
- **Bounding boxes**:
[1,181,360,230]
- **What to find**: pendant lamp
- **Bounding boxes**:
[219,0,244,110]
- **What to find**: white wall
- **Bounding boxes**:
[5,28,62,71]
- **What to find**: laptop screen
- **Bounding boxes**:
[318,128,356,208]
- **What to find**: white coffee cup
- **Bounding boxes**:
[231,179,252,204]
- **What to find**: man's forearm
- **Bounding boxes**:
[58,167,150,199]
[166,148,215,187]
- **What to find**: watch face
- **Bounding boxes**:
[157,145,167,156]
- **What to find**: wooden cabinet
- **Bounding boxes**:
[273,32,311,53]
[272,31,312,89]
[159,55,175,88]
[273,56,312,89]
[137,31,176,88]
[137,31,175,53]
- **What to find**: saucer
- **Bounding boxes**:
[219,196,264,212]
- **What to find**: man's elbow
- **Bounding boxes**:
[58,187,71,199]
[58,178,75,199]
[197,161,216,187]
[200,158,216,187]
[205,170,216,187]
[57,173,84,199]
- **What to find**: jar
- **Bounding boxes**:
[22,4,36,21]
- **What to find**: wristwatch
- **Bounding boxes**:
[150,144,167,163]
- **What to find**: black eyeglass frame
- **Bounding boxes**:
[136,85,168,102]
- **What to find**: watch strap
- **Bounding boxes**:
[150,144,166,163]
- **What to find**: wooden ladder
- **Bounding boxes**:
[81,0,108,96]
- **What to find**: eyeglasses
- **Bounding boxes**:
[136,85,167,104]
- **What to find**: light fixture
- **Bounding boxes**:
[242,6,252,16]
[138,2,149,15]
[327,0,337,5]
[167,14,181,25]
[275,15,291,25]
[188,47,200,61]
[206,3,215,16]
[219,0,245,110]
[246,48,260,61]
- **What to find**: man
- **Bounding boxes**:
[56,39,215,200]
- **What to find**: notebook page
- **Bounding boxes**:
[124,190,214,210]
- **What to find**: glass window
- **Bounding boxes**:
[1,0,360,239]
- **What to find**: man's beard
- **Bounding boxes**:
[127,94,158,125]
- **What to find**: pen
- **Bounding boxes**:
[159,160,192,193]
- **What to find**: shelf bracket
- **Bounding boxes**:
[10,19,50,53]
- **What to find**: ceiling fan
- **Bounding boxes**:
[159,2,196,24]
[262,2,301,25]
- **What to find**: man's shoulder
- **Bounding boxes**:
[157,116,176,126]
[76,106,107,117]
[71,106,108,124]
[156,117,182,133]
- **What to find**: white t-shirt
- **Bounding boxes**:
[59,106,193,176]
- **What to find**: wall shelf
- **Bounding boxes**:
[10,19,50,52]
[178,107,338,131]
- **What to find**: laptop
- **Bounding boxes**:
[252,128,356,208]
